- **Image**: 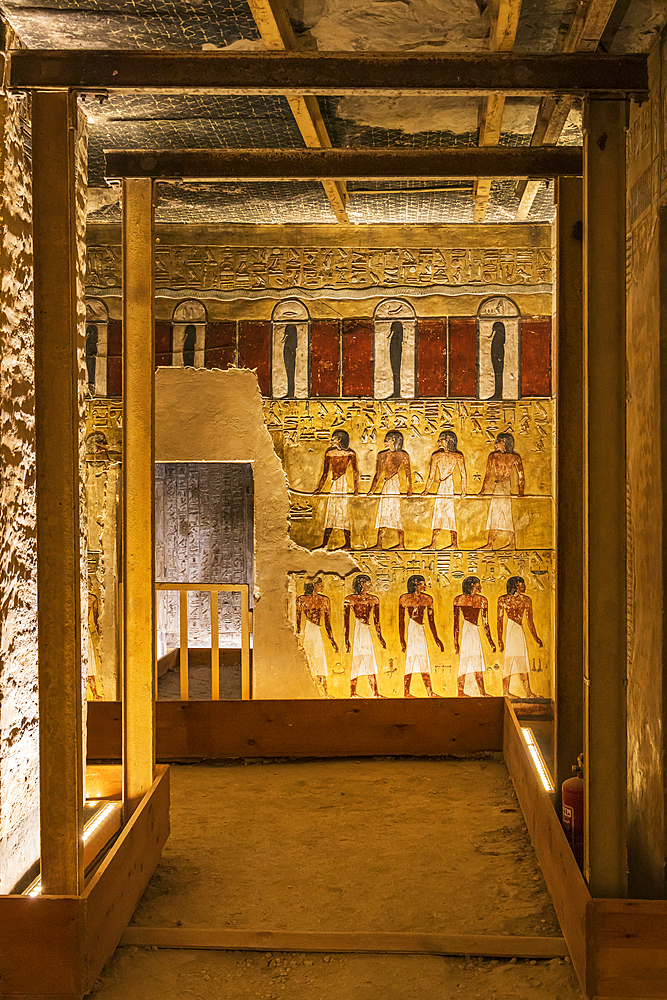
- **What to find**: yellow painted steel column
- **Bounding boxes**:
[32,90,84,895]
[554,176,585,816]
[122,177,156,818]
[583,99,628,896]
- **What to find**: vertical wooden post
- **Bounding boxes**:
[179,589,189,701]
[32,90,84,896]
[583,99,628,897]
[554,176,585,816]
[122,177,156,818]
[210,590,220,701]
[241,586,251,700]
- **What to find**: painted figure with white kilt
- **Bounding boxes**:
[368,430,412,551]
[314,429,359,551]
[399,575,443,697]
[480,432,525,550]
[497,575,542,698]
[453,576,496,697]
[344,574,387,698]
[296,578,339,696]
[422,430,467,551]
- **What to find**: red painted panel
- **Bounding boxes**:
[311,320,340,396]
[238,321,271,396]
[155,322,171,357]
[107,320,122,358]
[342,319,373,397]
[206,321,236,370]
[417,319,447,396]
[521,318,552,397]
[107,356,122,397]
[448,317,477,397]
[155,353,172,368]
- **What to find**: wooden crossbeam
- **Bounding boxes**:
[474,0,523,223]
[8,50,647,96]
[515,0,621,219]
[245,0,348,222]
[104,146,583,181]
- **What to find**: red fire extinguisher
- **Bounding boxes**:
[562,753,584,870]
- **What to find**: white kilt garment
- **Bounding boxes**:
[503,617,529,678]
[350,617,378,679]
[324,475,350,530]
[486,482,513,532]
[375,473,403,530]
[431,473,456,531]
[458,618,485,697]
[303,618,328,677]
[404,616,430,675]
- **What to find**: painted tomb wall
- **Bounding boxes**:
[84,223,555,703]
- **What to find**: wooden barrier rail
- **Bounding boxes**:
[156,582,251,700]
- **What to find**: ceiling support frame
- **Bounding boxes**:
[7,50,648,97]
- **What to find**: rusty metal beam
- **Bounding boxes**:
[104,146,582,181]
[9,50,647,97]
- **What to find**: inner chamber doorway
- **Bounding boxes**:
[155,462,254,700]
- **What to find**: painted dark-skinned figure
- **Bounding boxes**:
[182,324,196,368]
[490,321,505,400]
[389,320,403,398]
[85,323,98,393]
[283,323,297,398]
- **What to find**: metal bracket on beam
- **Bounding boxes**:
[104,146,583,182]
[8,50,648,98]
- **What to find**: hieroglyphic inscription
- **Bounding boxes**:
[86,245,553,290]
[155,463,253,650]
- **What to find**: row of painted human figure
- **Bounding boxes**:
[315,428,525,551]
[296,573,542,699]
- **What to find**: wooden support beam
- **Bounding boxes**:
[122,177,156,819]
[8,50,648,96]
[514,1,618,219]
[120,926,569,959]
[554,177,584,815]
[583,98,627,898]
[104,145,583,181]
[245,0,348,222]
[32,89,85,897]
[474,0,523,222]
[563,0,617,52]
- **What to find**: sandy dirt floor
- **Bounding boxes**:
[92,948,582,1000]
[89,757,583,1000]
[131,758,561,936]
[158,663,241,700]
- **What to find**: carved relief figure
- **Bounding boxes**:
[454,576,496,697]
[490,321,506,400]
[368,430,412,550]
[87,590,103,701]
[399,575,443,698]
[344,574,386,698]
[314,429,359,550]
[497,576,542,698]
[422,430,467,551]
[296,578,338,697]
[389,320,403,398]
[480,432,525,550]
[86,323,98,393]
[283,323,297,398]
[182,324,196,368]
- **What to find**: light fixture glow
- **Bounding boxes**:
[24,801,118,896]
[521,726,555,793]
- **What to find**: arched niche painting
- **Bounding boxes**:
[477,296,521,401]
[272,299,310,399]
[172,299,207,369]
[85,298,108,396]
[373,299,416,400]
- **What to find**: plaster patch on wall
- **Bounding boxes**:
[155,366,358,699]
[0,93,39,893]
[335,96,539,138]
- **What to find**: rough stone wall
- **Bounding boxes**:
[0,92,38,893]
[625,37,667,897]
[76,108,89,710]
